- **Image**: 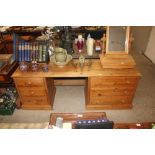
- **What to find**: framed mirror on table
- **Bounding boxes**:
[106,26,130,54]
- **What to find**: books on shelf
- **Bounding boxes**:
[13,34,49,62]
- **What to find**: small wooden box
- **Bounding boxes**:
[100,54,136,69]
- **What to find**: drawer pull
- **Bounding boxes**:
[113,82,117,85]
[121,99,125,103]
[126,80,130,84]
[25,82,32,86]
[98,93,102,96]
[114,88,118,92]
[31,91,34,95]
[124,91,128,94]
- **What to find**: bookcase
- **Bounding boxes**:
[13,33,49,63]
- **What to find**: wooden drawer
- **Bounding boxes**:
[14,78,45,87]
[90,84,136,90]
[90,88,135,96]
[18,87,46,97]
[90,95,133,105]
[22,97,49,105]
[90,77,139,88]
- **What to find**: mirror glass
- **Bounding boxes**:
[108,26,127,52]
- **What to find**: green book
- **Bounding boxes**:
[38,44,43,62]
[42,44,46,62]
[35,43,39,61]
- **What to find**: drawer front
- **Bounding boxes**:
[90,77,138,88]
[14,78,45,87]
[18,87,46,97]
[90,95,133,105]
[90,88,135,97]
[22,97,49,105]
[90,84,136,91]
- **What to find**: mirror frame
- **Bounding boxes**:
[106,26,130,54]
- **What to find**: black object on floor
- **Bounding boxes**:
[75,119,114,129]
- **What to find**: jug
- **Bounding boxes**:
[54,47,67,63]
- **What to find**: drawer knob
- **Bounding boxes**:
[25,82,32,86]
[31,91,34,95]
[121,99,125,103]
[114,88,118,92]
[124,91,128,94]
[113,82,117,85]
[98,93,102,96]
[126,81,130,84]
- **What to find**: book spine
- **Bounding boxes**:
[24,42,28,61]
[42,43,46,62]
[16,42,19,61]
[32,42,36,61]
[21,42,25,61]
[39,43,43,62]
[30,43,34,61]
[27,43,31,61]
[18,43,22,62]
[35,42,39,61]
[29,43,32,61]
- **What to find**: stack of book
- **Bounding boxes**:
[13,34,49,62]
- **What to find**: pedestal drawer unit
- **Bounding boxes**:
[86,76,140,109]
[13,77,55,110]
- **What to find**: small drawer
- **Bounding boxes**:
[90,95,133,105]
[89,77,138,88]
[14,78,45,87]
[90,88,135,97]
[22,97,49,105]
[19,88,46,97]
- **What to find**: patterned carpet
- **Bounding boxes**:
[0,122,49,129]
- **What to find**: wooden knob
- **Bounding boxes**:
[121,99,125,103]
[25,81,32,86]
[113,82,117,85]
[126,80,130,84]
[114,88,118,92]
[98,93,102,96]
[124,91,128,94]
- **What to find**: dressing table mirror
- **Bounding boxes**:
[106,26,130,54]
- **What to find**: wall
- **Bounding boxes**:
[145,26,155,64]
[131,26,152,53]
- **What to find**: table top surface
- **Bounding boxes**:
[12,59,141,78]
